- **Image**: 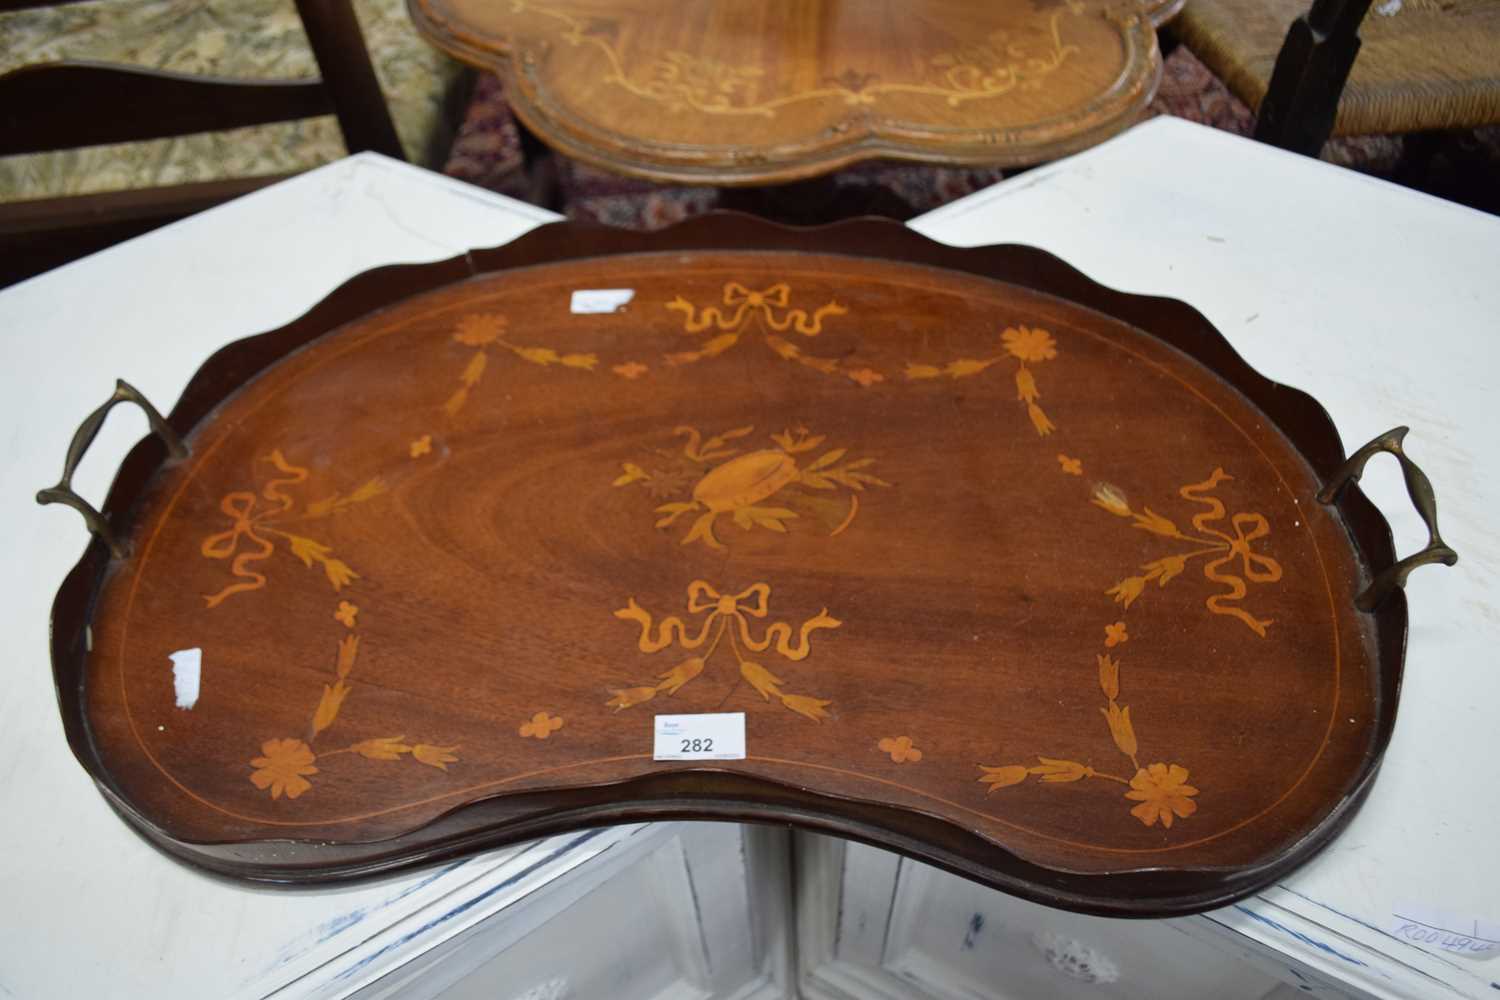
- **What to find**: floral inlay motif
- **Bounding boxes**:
[246,631,460,800]
[969,466,1282,827]
[249,738,318,800]
[519,712,565,740]
[878,736,923,763]
[445,313,604,416]
[977,640,1199,829]
[1125,763,1200,828]
[906,325,1059,435]
[211,450,461,801]
[1104,621,1128,647]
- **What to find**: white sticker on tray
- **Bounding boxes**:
[570,288,635,314]
[654,713,746,761]
[169,647,202,709]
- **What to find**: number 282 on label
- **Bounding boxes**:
[653,713,746,761]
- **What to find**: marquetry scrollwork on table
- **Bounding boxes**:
[508,1,1088,116]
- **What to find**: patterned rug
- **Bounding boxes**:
[443,47,1499,226]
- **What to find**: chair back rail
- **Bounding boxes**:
[0,63,334,157]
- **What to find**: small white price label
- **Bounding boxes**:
[654,713,746,761]
[569,288,635,314]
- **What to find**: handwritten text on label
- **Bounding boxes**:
[1389,904,1499,960]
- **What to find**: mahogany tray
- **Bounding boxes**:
[40,217,1455,916]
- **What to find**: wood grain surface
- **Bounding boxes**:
[55,225,1400,917]
[407,0,1162,183]
[41,218,1417,916]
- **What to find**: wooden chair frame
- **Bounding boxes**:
[1254,0,1376,155]
[0,0,405,286]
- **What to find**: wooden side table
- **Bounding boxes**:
[409,0,1162,184]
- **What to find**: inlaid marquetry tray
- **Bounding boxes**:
[40,217,1455,916]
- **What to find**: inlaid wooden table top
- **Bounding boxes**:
[408,0,1164,184]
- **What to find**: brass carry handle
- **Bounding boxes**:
[1317,426,1457,611]
[36,380,188,559]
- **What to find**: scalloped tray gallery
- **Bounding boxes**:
[39,217,1454,916]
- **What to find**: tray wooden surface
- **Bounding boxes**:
[49,218,1420,916]
[408,0,1162,184]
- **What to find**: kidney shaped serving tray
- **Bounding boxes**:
[41,217,1455,916]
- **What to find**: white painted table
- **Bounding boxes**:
[1,118,1495,999]
[914,117,1500,999]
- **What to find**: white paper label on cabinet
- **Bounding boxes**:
[1389,905,1500,959]
[570,288,635,314]
[654,713,746,761]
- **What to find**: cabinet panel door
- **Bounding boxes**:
[795,832,1289,1000]
[350,823,791,1000]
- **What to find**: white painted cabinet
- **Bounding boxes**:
[358,823,1313,1000]
[792,832,1303,1000]
[353,824,792,1000]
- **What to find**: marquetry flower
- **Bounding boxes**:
[878,736,923,763]
[1057,454,1082,476]
[409,435,432,458]
[1097,653,1121,700]
[519,711,564,739]
[612,362,649,380]
[334,600,359,628]
[1104,621,1128,647]
[1125,763,1199,828]
[249,738,317,800]
[781,694,832,722]
[644,468,693,499]
[453,313,507,346]
[1091,483,1131,517]
[1001,326,1057,363]
[847,367,884,388]
[978,764,1029,791]
[413,744,460,770]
